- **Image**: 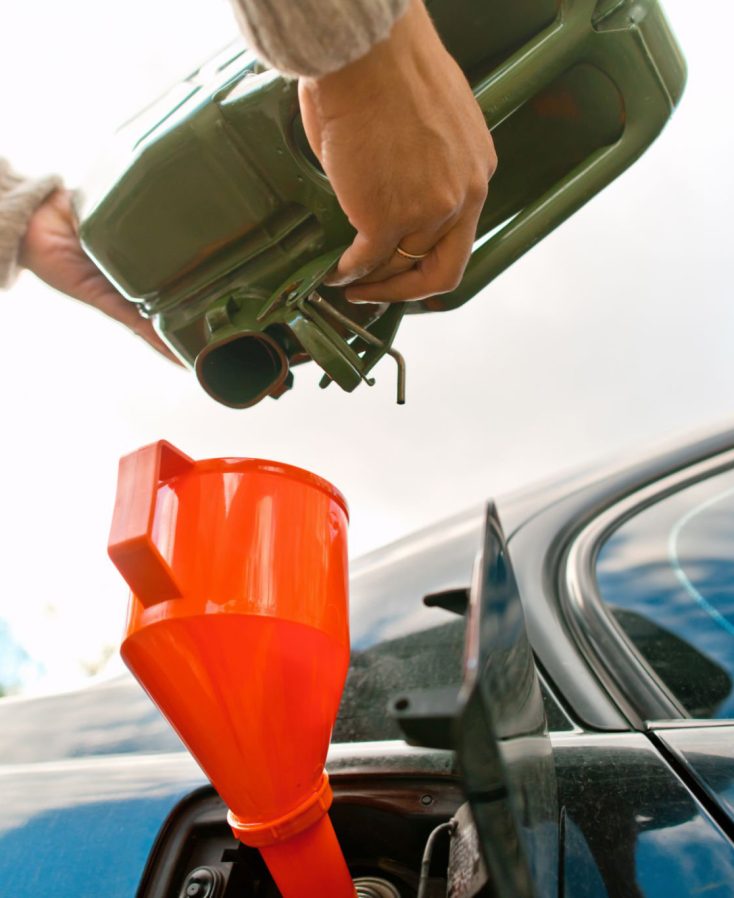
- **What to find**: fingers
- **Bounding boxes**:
[344,212,480,304]
[324,230,399,287]
[351,217,457,286]
[328,196,464,289]
[87,286,183,366]
[326,182,470,287]
[339,172,488,301]
[21,188,181,365]
[132,321,184,365]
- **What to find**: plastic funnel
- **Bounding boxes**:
[108,440,355,898]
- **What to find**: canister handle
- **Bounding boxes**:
[108,440,194,606]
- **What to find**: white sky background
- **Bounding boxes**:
[0,0,732,690]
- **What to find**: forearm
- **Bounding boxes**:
[229,0,410,78]
[0,159,61,289]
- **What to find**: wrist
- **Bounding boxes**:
[300,0,441,117]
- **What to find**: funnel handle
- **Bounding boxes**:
[108,440,194,606]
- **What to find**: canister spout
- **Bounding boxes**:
[195,330,289,408]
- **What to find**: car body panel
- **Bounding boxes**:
[3,734,734,898]
[653,725,734,831]
[555,731,734,898]
[0,753,202,898]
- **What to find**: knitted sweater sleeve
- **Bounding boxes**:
[0,159,61,290]
[229,0,410,78]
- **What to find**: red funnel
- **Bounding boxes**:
[108,440,355,897]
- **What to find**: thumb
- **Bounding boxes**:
[324,230,397,286]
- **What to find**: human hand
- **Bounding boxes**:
[19,189,180,364]
[298,0,496,303]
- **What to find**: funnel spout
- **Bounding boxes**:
[259,816,356,898]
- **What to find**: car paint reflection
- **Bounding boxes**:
[555,732,734,898]
[0,753,203,898]
[655,725,734,829]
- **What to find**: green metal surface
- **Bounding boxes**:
[76,0,685,408]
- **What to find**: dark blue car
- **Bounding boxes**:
[1,422,733,897]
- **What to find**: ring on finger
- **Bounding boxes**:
[395,244,432,261]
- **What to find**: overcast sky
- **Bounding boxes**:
[1,0,732,690]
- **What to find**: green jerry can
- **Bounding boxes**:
[75,0,685,409]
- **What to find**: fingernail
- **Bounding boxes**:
[324,273,360,287]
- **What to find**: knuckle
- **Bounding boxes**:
[404,192,458,231]
[468,178,489,206]
[354,222,380,247]
[431,191,461,223]
[361,225,399,257]
[432,193,460,223]
[486,145,499,179]
[400,201,429,232]
[432,270,463,294]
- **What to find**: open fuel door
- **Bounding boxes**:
[392,503,558,898]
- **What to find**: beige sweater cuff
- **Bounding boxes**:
[230,0,410,78]
[0,159,62,290]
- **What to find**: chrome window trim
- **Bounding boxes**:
[560,447,734,728]
[649,718,734,731]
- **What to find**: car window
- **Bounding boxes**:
[596,469,734,719]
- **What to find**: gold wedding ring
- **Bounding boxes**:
[396,244,431,261]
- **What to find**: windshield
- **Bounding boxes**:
[596,468,734,719]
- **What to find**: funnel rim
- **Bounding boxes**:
[227,771,333,847]
[188,457,349,519]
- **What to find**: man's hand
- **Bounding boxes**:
[19,189,180,363]
[298,0,496,303]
